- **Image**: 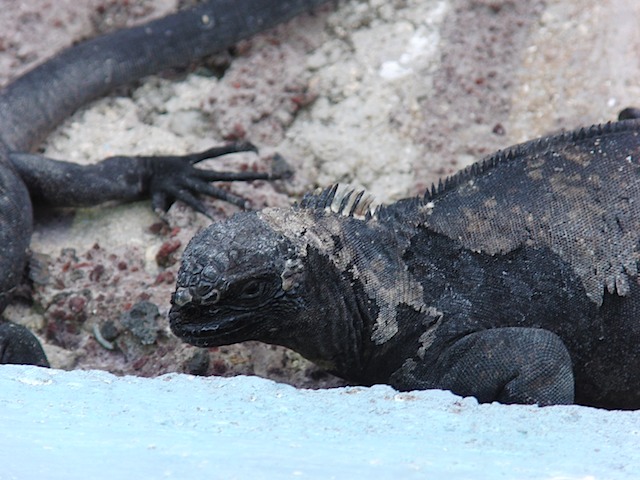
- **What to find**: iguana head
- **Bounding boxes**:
[169,210,304,348]
[169,185,378,351]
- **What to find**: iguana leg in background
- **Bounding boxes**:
[9,141,271,215]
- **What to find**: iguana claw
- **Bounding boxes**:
[143,141,289,217]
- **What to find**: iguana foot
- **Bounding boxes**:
[430,327,574,406]
[142,141,292,216]
[0,321,49,367]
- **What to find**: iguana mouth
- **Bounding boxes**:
[168,306,256,347]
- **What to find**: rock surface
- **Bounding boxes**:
[2,365,638,479]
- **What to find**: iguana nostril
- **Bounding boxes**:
[193,284,220,304]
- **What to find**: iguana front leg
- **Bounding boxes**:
[9,141,287,216]
[393,327,575,406]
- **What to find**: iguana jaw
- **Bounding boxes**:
[168,306,260,347]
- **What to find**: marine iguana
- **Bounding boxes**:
[0,0,329,366]
[170,111,640,409]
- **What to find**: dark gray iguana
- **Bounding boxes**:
[170,110,640,409]
[0,0,330,366]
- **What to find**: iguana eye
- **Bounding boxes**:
[239,280,265,300]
